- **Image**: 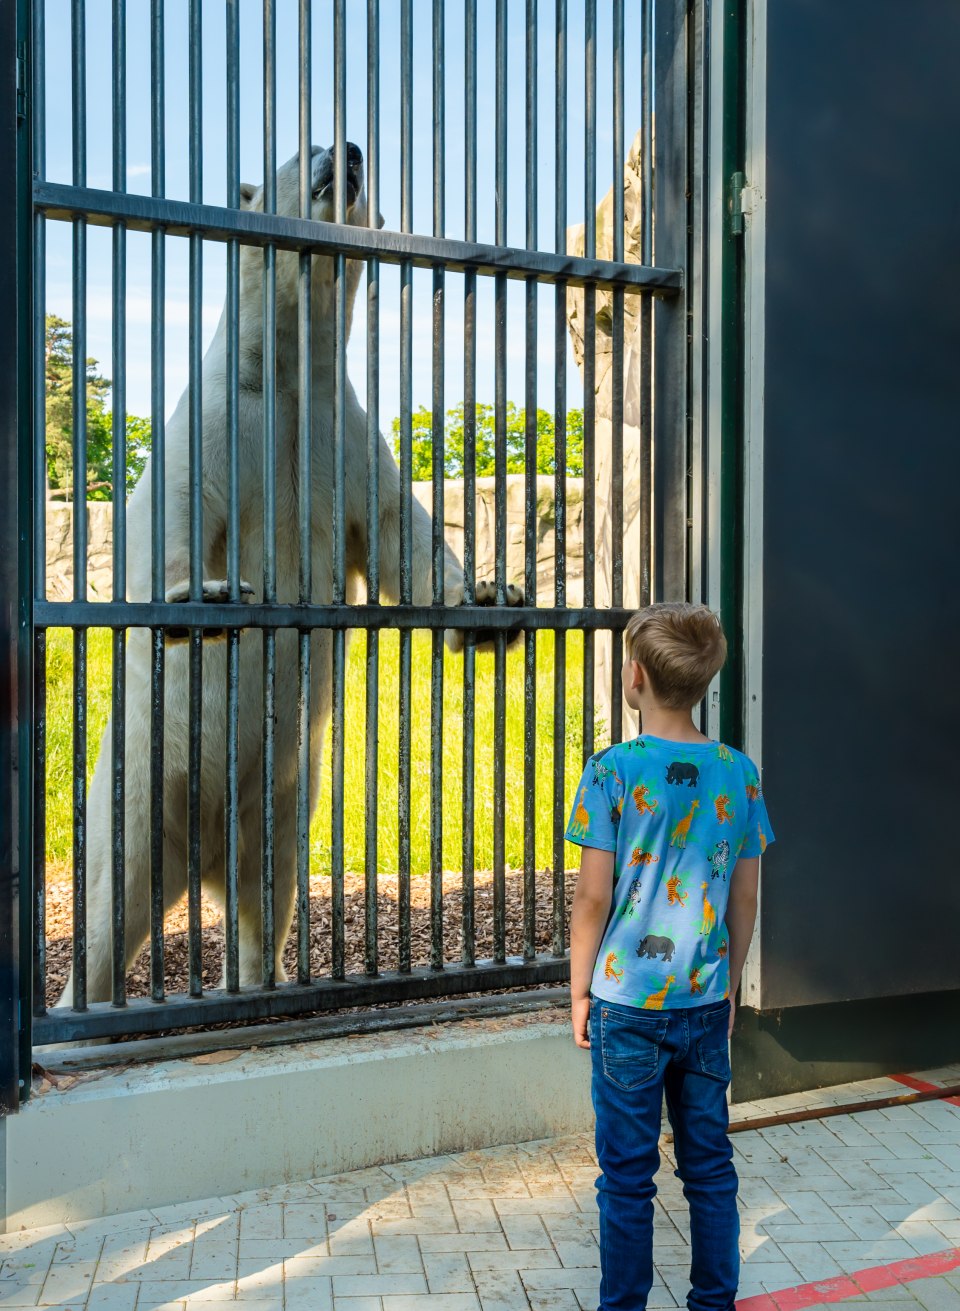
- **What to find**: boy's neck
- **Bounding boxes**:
[637,705,710,744]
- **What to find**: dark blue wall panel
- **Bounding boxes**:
[759,0,960,1007]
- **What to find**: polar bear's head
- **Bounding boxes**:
[239,143,380,229]
[238,146,380,359]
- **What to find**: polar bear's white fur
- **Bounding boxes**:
[58,146,492,1005]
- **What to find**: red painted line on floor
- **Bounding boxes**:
[891,1072,960,1107]
[735,1246,960,1309]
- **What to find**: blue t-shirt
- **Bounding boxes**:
[565,735,775,1010]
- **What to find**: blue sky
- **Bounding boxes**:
[42,0,648,427]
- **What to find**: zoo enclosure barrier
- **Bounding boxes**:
[4,0,705,1085]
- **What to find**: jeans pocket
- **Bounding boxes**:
[696,1002,732,1081]
[600,1006,666,1091]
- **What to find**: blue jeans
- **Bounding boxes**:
[589,995,739,1311]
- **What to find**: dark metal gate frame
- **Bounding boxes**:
[1,0,722,1094]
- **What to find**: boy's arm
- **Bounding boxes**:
[725,855,760,1038]
[570,846,615,1049]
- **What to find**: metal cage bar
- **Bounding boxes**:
[70,0,88,1013]
[397,0,413,976]
[364,0,381,979]
[148,0,166,1004]
[522,0,538,965]
[261,0,278,989]
[295,0,313,988]
[492,0,507,967]
[186,0,204,1002]
[551,0,568,959]
[429,0,446,975]
[109,0,127,1007]
[460,0,477,971]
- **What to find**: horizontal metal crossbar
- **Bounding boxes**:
[33,181,683,292]
[34,601,635,632]
[33,953,571,1042]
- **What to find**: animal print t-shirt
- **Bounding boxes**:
[565,735,775,1010]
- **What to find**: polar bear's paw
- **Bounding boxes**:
[443,578,524,653]
[164,578,256,642]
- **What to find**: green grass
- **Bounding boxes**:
[43,627,603,877]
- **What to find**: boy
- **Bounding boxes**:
[566,602,774,1311]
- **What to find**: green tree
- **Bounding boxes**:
[391,403,584,479]
[45,315,151,501]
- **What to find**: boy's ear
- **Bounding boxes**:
[628,659,644,691]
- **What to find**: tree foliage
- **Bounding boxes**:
[45,315,151,501]
[391,402,585,481]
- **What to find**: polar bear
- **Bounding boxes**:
[58,144,517,1007]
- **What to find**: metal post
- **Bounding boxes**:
[0,0,32,1110]
[186,0,203,999]
[461,0,477,970]
[522,0,537,963]
[110,0,127,1008]
[654,0,690,602]
[552,0,567,958]
[429,0,446,973]
[364,0,381,978]
[296,0,313,987]
[261,0,278,988]
[70,0,88,1013]
[331,0,347,982]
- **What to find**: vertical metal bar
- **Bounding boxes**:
[639,0,653,607]
[522,0,537,963]
[32,0,45,604]
[582,0,596,763]
[654,0,689,602]
[610,0,625,743]
[261,0,277,988]
[397,0,412,974]
[32,632,46,1018]
[71,0,88,1011]
[2,0,32,1106]
[110,0,128,1009]
[429,0,445,973]
[149,0,166,1002]
[330,0,347,982]
[224,0,241,993]
[364,0,380,978]
[461,0,477,970]
[186,0,203,999]
[296,0,312,986]
[32,0,48,1019]
[552,0,567,958]
[491,0,507,966]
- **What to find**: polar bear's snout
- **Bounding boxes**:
[312,142,364,210]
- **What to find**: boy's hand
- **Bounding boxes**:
[727,998,736,1039]
[571,995,591,1049]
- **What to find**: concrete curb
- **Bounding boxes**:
[7,1017,592,1229]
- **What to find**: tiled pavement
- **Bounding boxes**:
[1,1065,959,1310]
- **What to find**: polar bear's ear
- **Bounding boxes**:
[377,210,385,230]
[239,182,259,210]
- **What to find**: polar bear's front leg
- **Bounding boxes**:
[373,432,524,652]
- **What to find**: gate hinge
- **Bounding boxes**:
[730,171,762,236]
[16,43,27,122]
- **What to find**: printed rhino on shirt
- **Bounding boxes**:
[637,935,676,962]
[666,761,700,787]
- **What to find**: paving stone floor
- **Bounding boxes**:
[1,1064,959,1310]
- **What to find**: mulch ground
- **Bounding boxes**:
[42,867,578,1011]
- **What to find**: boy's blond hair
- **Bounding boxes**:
[623,603,727,710]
